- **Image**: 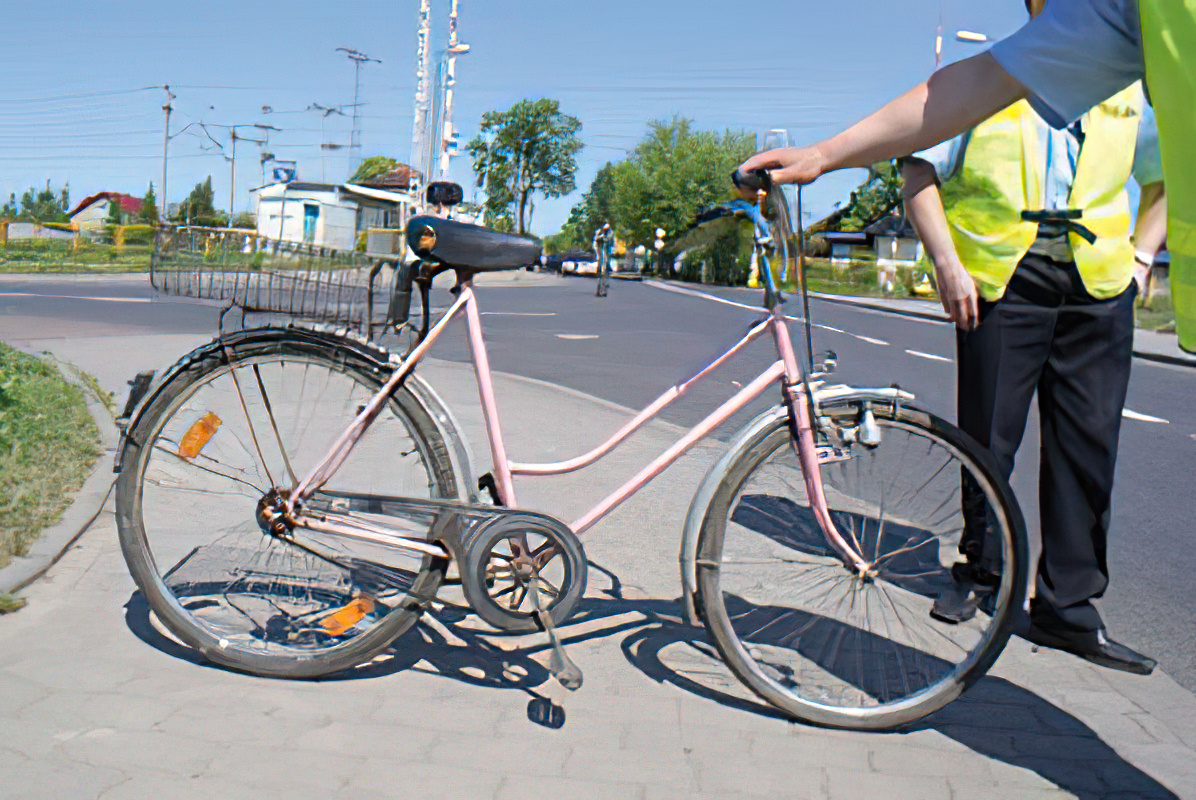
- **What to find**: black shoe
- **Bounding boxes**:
[930,562,999,624]
[1023,615,1157,675]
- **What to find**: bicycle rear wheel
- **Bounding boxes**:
[696,399,1026,729]
[116,327,462,678]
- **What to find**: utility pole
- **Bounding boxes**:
[227,124,275,228]
[336,47,381,174]
[229,128,237,225]
[308,103,351,182]
[439,0,470,178]
[161,85,174,224]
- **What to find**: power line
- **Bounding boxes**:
[0,86,159,104]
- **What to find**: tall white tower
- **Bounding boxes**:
[438,0,470,178]
[410,0,433,193]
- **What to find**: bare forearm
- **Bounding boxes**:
[902,160,962,271]
[1133,181,1167,256]
[819,53,1026,173]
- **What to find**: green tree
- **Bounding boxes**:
[1,193,15,220]
[17,182,69,223]
[610,118,755,250]
[554,118,755,276]
[106,196,124,226]
[467,98,582,235]
[349,155,400,185]
[175,176,219,225]
[554,161,618,251]
[836,161,902,231]
[139,183,159,223]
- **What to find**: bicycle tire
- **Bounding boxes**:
[116,326,462,678]
[696,399,1027,730]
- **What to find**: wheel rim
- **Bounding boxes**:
[133,350,447,661]
[706,417,1020,724]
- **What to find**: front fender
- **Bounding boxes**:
[677,384,916,626]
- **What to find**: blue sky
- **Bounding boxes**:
[0,0,1028,232]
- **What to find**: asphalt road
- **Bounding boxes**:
[2,271,1193,692]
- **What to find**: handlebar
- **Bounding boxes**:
[731,168,772,193]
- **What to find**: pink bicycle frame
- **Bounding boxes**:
[289,276,868,572]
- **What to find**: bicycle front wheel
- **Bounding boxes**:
[696,400,1026,729]
[116,327,462,678]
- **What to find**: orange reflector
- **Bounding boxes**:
[177,411,222,459]
[320,595,376,636]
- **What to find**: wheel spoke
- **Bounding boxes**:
[697,411,1022,729]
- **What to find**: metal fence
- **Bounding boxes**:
[151,226,413,339]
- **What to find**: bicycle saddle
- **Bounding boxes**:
[406,215,542,271]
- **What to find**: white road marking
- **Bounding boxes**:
[1122,408,1169,424]
[481,311,557,316]
[643,280,890,346]
[0,292,153,303]
[904,349,952,363]
[555,334,598,340]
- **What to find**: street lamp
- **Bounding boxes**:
[956,30,991,43]
[653,227,666,276]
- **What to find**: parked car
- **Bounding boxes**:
[544,249,597,276]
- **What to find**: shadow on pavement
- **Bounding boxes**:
[124,572,1177,799]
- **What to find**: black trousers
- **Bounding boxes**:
[957,253,1136,631]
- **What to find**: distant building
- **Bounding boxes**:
[249,181,416,251]
[69,192,142,233]
[865,213,923,265]
[820,231,871,264]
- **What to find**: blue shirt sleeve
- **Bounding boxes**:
[908,136,966,183]
[989,0,1144,128]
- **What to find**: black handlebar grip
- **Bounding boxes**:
[732,168,771,192]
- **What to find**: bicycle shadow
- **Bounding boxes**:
[123,568,1177,799]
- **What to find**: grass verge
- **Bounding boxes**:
[0,343,101,570]
[0,238,152,273]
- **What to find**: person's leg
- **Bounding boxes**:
[955,268,1056,569]
[1034,280,1135,629]
[1026,267,1154,673]
[933,261,1054,623]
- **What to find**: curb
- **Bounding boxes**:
[808,290,1196,368]
[0,364,119,596]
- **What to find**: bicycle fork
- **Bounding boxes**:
[772,306,872,576]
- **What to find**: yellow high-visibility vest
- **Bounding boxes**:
[939,84,1143,301]
[1140,0,1196,352]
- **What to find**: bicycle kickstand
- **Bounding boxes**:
[530,575,583,691]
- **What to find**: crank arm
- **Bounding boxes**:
[530,576,583,691]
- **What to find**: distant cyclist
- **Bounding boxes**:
[592,222,614,298]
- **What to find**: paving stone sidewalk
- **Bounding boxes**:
[1,328,1194,799]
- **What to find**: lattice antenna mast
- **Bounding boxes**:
[336,46,381,174]
[411,0,433,194]
[439,0,470,178]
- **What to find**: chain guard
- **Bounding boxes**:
[308,491,587,632]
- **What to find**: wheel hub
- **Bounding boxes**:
[256,488,294,538]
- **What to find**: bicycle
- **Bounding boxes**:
[594,224,613,298]
[115,170,1026,730]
